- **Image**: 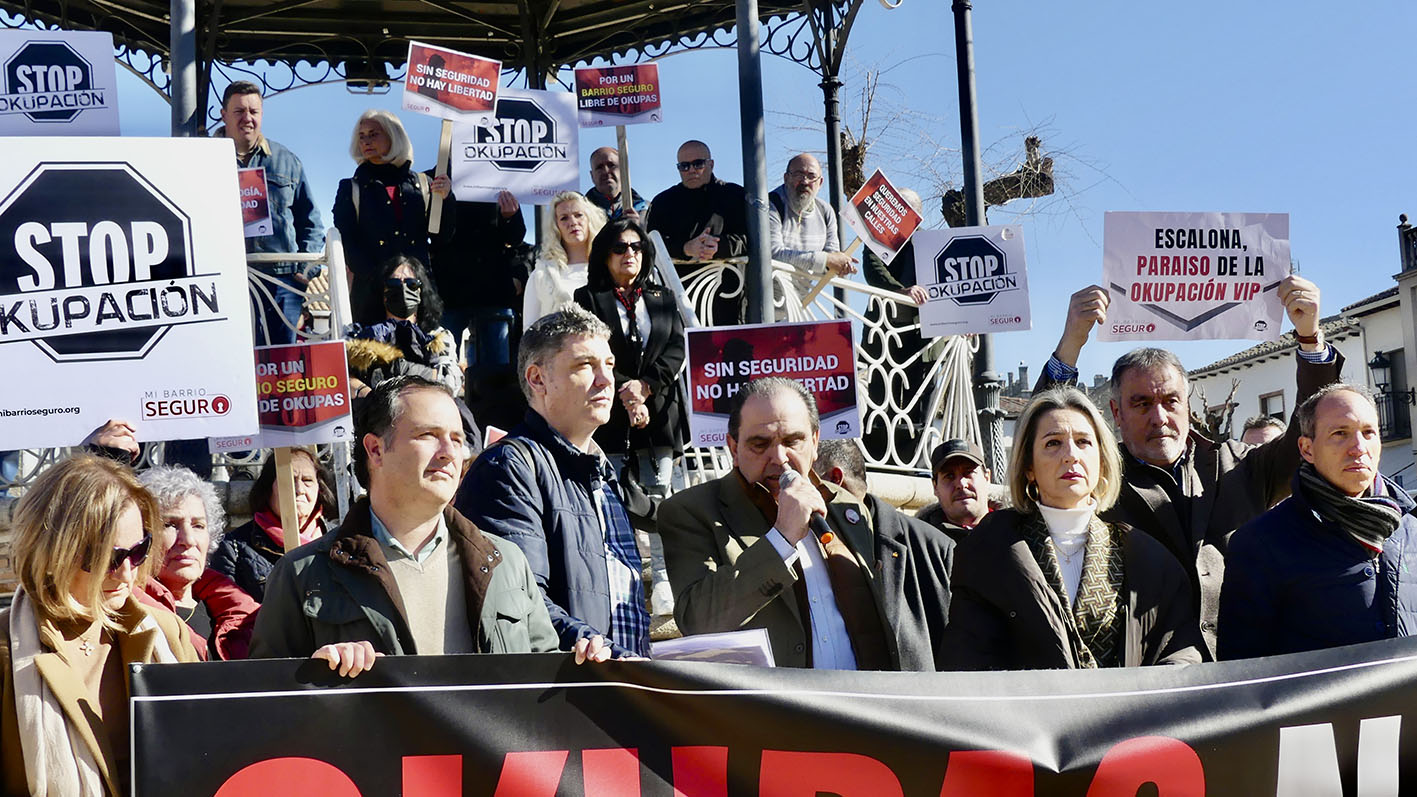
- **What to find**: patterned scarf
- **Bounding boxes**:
[1296,461,1403,555]
[1019,511,1125,669]
[613,286,644,366]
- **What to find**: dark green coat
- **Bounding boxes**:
[250,497,558,657]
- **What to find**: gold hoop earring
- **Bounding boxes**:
[1026,481,1041,503]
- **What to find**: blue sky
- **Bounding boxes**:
[107,0,1417,385]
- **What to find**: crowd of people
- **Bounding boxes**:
[1,80,1411,793]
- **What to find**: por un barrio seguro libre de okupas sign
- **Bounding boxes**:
[1100,211,1290,342]
[0,137,258,448]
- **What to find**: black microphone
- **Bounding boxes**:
[778,466,834,544]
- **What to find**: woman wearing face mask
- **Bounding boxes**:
[523,191,606,330]
[210,446,337,602]
[941,388,1205,670]
[138,466,260,660]
[345,255,463,397]
[333,109,455,324]
[1,455,197,796]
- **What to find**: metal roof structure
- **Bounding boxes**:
[2,0,859,111]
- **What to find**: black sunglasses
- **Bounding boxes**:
[609,241,644,255]
[85,533,151,573]
[675,158,709,172]
[384,277,421,290]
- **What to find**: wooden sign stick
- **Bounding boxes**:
[616,124,633,215]
[801,239,863,304]
[272,446,302,553]
[429,119,454,234]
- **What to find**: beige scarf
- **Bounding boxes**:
[10,588,177,796]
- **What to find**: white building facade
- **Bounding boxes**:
[1188,287,1416,489]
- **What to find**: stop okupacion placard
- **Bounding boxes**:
[913,226,1032,337]
[0,137,258,448]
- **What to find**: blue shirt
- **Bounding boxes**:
[369,507,448,566]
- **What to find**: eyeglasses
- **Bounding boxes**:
[86,534,152,574]
[609,241,644,255]
[384,277,422,290]
[676,158,709,172]
[787,171,822,182]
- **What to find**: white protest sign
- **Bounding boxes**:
[450,88,579,203]
[1099,211,1290,342]
[0,137,258,448]
[0,30,120,136]
[914,225,1031,337]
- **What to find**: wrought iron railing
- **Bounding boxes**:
[673,259,980,484]
[1376,391,1413,441]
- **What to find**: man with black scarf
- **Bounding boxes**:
[1218,384,1417,659]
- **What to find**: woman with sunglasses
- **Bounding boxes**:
[345,254,463,398]
[333,109,455,324]
[574,218,686,615]
[1,454,197,795]
[523,190,606,330]
[138,466,260,660]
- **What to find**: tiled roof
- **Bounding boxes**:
[1189,315,1358,376]
[1341,286,1399,313]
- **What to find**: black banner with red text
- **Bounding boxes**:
[130,636,1417,795]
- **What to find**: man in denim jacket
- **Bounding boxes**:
[218,81,324,345]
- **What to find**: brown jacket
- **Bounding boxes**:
[1,597,198,796]
[660,473,954,670]
[1036,348,1343,655]
[941,508,1205,670]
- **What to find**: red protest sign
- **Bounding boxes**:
[209,341,352,451]
[237,167,271,237]
[687,320,859,447]
[844,169,923,264]
[402,41,501,120]
[573,64,662,127]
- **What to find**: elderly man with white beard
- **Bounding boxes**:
[768,153,858,294]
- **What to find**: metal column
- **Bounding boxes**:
[737,0,774,324]
[169,0,199,136]
[952,0,1005,478]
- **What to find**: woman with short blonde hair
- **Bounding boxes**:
[333,108,454,324]
[346,108,415,166]
[523,190,607,329]
[942,387,1204,671]
[2,454,197,795]
[1007,387,1123,514]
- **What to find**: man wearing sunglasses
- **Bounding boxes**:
[251,376,588,677]
[769,153,859,296]
[646,140,749,265]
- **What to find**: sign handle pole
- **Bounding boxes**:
[616,125,632,215]
[429,119,453,234]
[800,239,861,304]
[272,446,302,554]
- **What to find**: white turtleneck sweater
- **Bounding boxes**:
[1037,500,1096,605]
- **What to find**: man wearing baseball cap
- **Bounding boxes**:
[917,439,992,543]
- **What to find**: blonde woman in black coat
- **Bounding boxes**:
[942,387,1205,670]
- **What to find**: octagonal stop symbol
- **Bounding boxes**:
[0,163,193,361]
[3,41,94,122]
[933,234,1009,306]
[478,95,557,172]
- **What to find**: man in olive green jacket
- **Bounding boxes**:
[251,376,558,672]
